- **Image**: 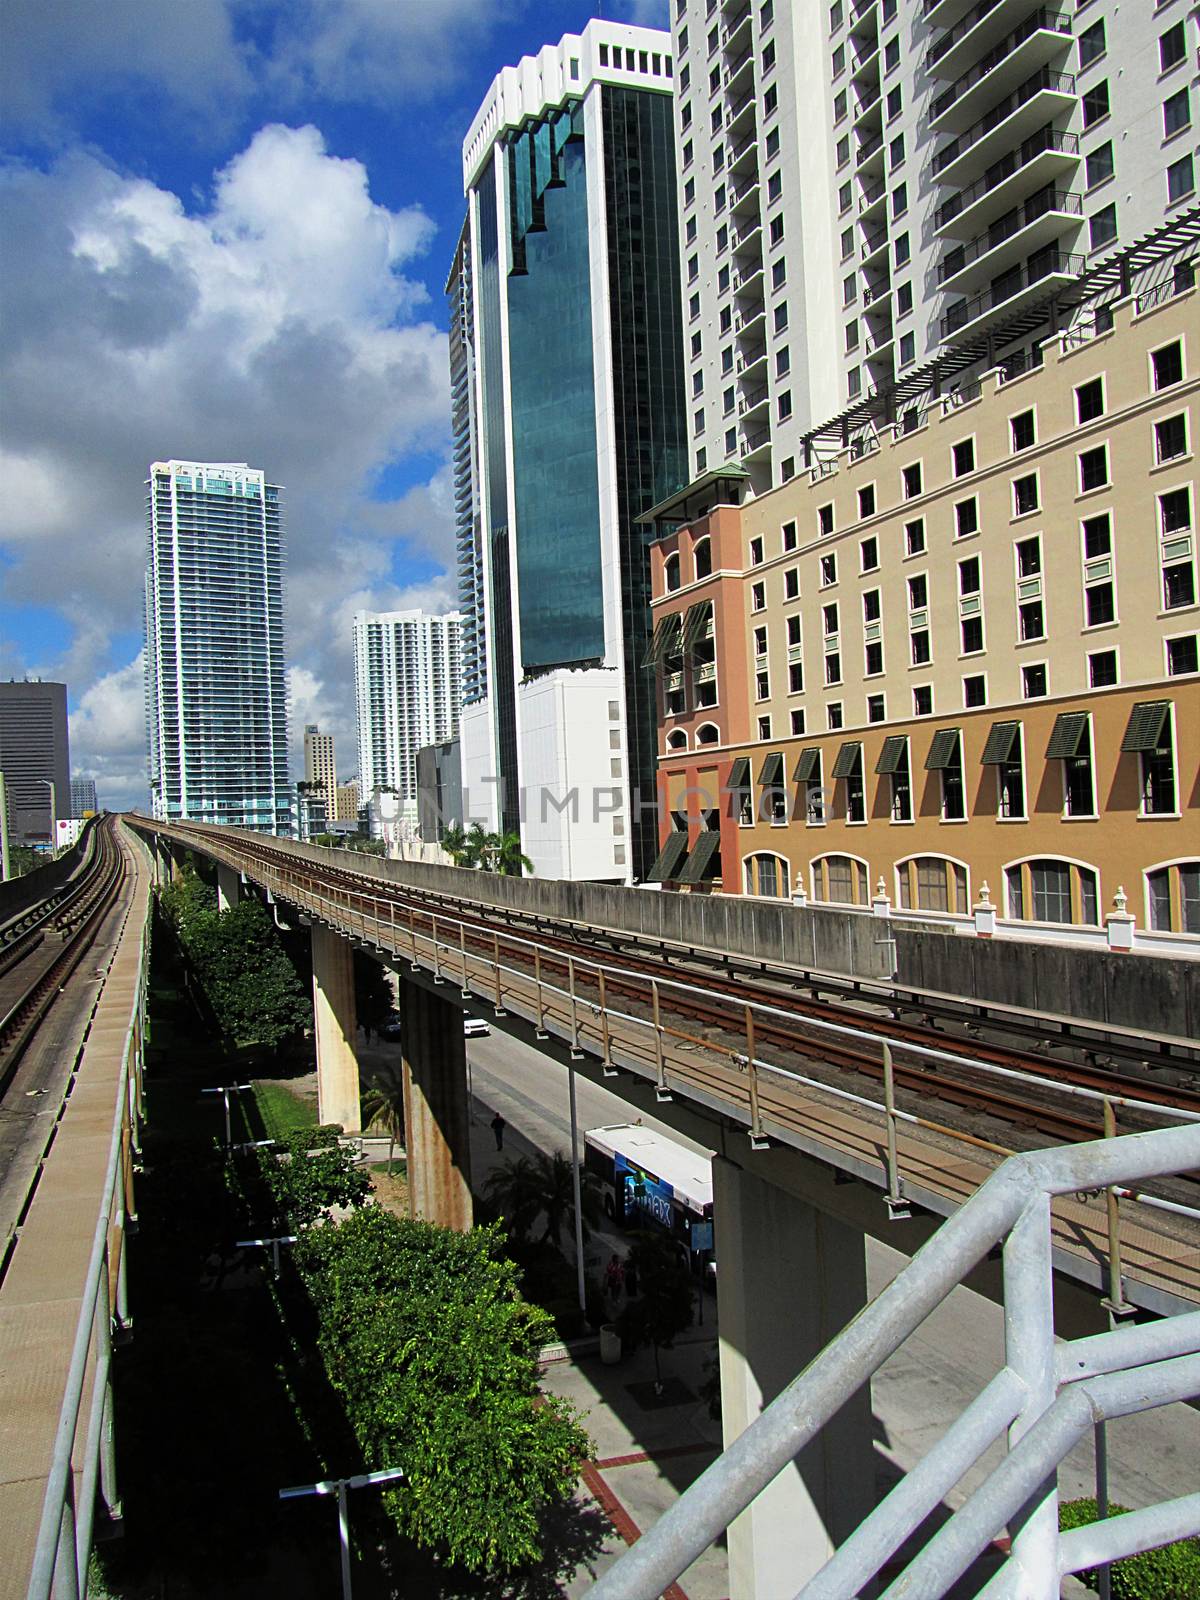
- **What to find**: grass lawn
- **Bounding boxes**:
[252,1077,319,1142]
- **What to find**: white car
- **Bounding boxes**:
[463,1017,491,1038]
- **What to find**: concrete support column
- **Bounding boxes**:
[399,976,473,1231]
[311,923,361,1134]
[216,862,240,912]
[713,1156,874,1600]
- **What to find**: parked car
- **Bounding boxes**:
[379,1019,403,1041]
[463,1017,491,1037]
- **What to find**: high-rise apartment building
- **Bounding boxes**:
[447,222,486,714]
[70,776,98,816]
[352,610,462,804]
[0,680,70,843]
[144,461,292,834]
[303,724,337,802]
[455,21,687,881]
[673,0,1198,492]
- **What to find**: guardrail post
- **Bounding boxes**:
[408,905,419,971]
[567,956,583,1059]
[882,1041,910,1219]
[1003,1192,1058,1600]
[534,947,548,1038]
[653,980,670,1101]
[432,915,443,983]
[492,931,505,1017]
[745,1005,768,1150]
[1101,1099,1135,1319]
[459,921,471,999]
[598,970,616,1077]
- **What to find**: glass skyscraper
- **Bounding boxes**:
[144,460,292,834]
[455,22,686,882]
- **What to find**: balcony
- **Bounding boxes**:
[932,69,1076,187]
[930,10,1074,133]
[738,383,769,417]
[939,248,1084,340]
[742,424,772,457]
[721,4,751,53]
[863,278,892,309]
[729,174,760,213]
[926,0,1025,79]
[856,129,886,176]
[935,126,1079,237]
[861,224,890,264]
[734,302,766,336]
[858,176,886,218]
[726,89,756,137]
[724,48,753,92]
[733,261,764,296]
[850,42,880,77]
[937,187,1082,293]
[736,343,768,375]
[729,131,759,175]
[853,84,882,125]
[732,214,762,252]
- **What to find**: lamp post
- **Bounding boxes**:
[37,777,57,852]
[0,771,10,880]
[279,1466,405,1600]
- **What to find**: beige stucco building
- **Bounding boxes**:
[646,282,1198,949]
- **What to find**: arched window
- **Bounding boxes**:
[811,854,870,906]
[896,856,969,915]
[743,852,790,898]
[1145,860,1200,934]
[664,552,681,592]
[666,729,688,751]
[695,722,720,745]
[693,536,713,579]
[1004,858,1099,925]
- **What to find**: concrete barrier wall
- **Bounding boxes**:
[894,926,1200,1040]
[0,818,95,926]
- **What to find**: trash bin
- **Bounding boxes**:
[600,1323,622,1365]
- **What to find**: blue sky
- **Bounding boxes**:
[0,0,667,806]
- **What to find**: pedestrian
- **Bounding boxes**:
[604,1253,625,1303]
[490,1112,506,1151]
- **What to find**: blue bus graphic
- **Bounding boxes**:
[615,1153,675,1230]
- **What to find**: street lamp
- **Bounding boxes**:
[36,778,57,851]
[279,1466,405,1599]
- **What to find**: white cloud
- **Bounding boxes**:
[68,654,148,811]
[0,124,453,791]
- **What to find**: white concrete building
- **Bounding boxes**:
[673,0,1199,494]
[454,20,687,882]
[352,610,462,805]
[302,724,337,804]
[144,460,291,834]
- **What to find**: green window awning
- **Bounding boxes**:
[646,831,690,883]
[758,751,784,787]
[1120,700,1171,753]
[1045,711,1090,760]
[681,599,713,652]
[875,735,908,775]
[980,720,1021,766]
[727,756,751,790]
[925,727,962,770]
[832,740,863,780]
[794,747,821,783]
[677,829,721,884]
[641,611,682,668]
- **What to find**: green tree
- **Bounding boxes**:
[1059,1500,1200,1600]
[256,1126,371,1228]
[441,822,468,865]
[293,1209,591,1573]
[617,1230,695,1394]
[360,1062,406,1176]
[485,1151,599,1253]
[494,830,533,877]
[463,821,492,868]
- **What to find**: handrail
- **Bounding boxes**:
[589,1123,1200,1600]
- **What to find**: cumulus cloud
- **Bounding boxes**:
[0,123,453,806]
[67,654,148,811]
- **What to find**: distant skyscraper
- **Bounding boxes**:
[70,776,98,816]
[0,680,70,843]
[144,460,291,834]
[456,21,686,882]
[303,724,337,802]
[352,610,462,804]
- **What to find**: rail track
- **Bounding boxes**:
[151,826,1200,1160]
[0,817,127,1093]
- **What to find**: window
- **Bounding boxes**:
[766,128,781,161]
[1122,701,1176,816]
[784,567,800,600]
[902,462,922,499]
[1083,512,1111,558]
[818,503,835,536]
[1164,88,1191,138]
[896,281,913,316]
[953,439,975,477]
[1076,377,1105,422]
[827,702,843,730]
[858,484,876,519]
[774,302,789,334]
[892,182,908,218]
[821,553,838,588]
[1082,80,1110,128]
[868,693,886,723]
[753,624,768,657]
[691,332,702,359]
[749,536,764,567]
[1007,860,1099,926]
[694,406,705,436]
[984,720,1025,819]
[1079,445,1109,492]
[908,573,927,610]
[1085,581,1115,627]
[1090,204,1117,250]
[789,662,804,693]
[1015,536,1041,579]
[891,134,905,169]
[1023,663,1047,698]
[664,553,681,592]
[1085,142,1115,190]
[911,628,931,665]
[866,641,884,675]
[956,498,979,538]
[926,728,965,820]
[961,616,984,654]
[778,390,793,421]
[693,370,704,398]
[744,853,789,899]
[1019,599,1044,641]
[1167,635,1198,675]
[694,537,712,579]
[833,741,865,822]
[1078,18,1106,66]
[1046,712,1095,816]
[846,318,859,352]
[790,709,805,735]
[776,347,791,377]
[768,171,783,203]
[886,85,902,120]
[1146,862,1200,935]
[894,233,910,268]
[900,332,916,367]
[1167,155,1195,205]
[905,518,925,556]
[825,652,842,685]
[1010,411,1035,453]
[1013,474,1039,516]
[1156,415,1188,463]
[861,536,879,572]
[813,854,869,906]
[1153,341,1183,390]
[758,715,772,740]
[1160,22,1186,71]
[964,674,986,708]
[756,670,770,700]
[1089,649,1118,687]
[913,685,933,716]
[770,213,785,246]
[751,580,766,610]
[782,520,798,553]
[772,259,787,290]
[1165,560,1196,611]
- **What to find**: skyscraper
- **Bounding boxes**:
[673,0,1199,492]
[303,724,337,803]
[455,21,687,882]
[352,610,462,805]
[144,460,291,834]
[70,776,98,816]
[0,680,70,843]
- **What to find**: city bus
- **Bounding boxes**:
[584,1124,714,1255]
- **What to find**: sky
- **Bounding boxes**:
[0,0,668,811]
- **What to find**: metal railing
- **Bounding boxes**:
[590,1123,1200,1600]
[26,848,148,1600]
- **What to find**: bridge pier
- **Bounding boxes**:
[216,863,240,912]
[310,924,361,1134]
[398,975,473,1231]
[714,1156,873,1600]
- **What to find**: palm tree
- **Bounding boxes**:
[441,823,468,865]
[360,1062,406,1176]
[464,821,492,869]
[484,1150,600,1252]
[483,1154,544,1242]
[494,830,533,877]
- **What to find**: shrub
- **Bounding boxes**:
[1059,1497,1200,1599]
